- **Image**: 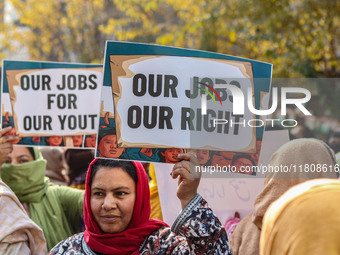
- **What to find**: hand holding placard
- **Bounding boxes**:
[171,153,201,209]
[0,127,19,165]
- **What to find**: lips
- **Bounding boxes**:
[100,215,121,223]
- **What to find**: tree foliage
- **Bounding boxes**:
[1,0,339,123]
[1,0,339,77]
[104,0,339,78]
[2,0,116,63]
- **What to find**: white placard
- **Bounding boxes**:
[7,68,102,136]
[113,55,256,152]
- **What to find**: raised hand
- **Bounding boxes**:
[0,127,20,166]
[171,153,201,209]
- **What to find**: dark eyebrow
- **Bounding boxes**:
[92,187,105,191]
[92,186,130,192]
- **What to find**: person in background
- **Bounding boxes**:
[289,125,314,140]
[41,147,69,186]
[224,212,241,241]
[0,131,85,251]
[260,179,340,255]
[0,179,47,254]
[230,138,338,255]
[49,155,231,254]
[336,151,340,166]
[327,127,340,154]
[65,149,95,190]
[0,127,47,254]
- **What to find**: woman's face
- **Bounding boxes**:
[7,146,34,164]
[90,167,136,234]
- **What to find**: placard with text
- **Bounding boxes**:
[97,42,272,173]
[1,60,102,148]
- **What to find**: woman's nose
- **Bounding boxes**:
[102,194,117,210]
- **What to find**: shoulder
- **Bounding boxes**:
[231,213,259,255]
[48,232,83,254]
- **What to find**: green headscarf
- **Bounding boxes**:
[1,147,49,203]
[1,146,85,250]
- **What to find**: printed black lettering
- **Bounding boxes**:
[164,75,178,98]
[67,75,77,90]
[43,116,52,130]
[88,74,97,89]
[68,94,77,109]
[185,77,199,99]
[68,115,76,129]
[143,106,157,129]
[203,109,216,132]
[23,116,31,130]
[47,94,56,109]
[88,114,97,129]
[159,106,173,129]
[23,115,52,131]
[78,75,87,90]
[58,115,67,130]
[132,74,147,96]
[181,107,195,130]
[58,75,66,90]
[42,75,51,90]
[148,74,162,97]
[127,106,142,128]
